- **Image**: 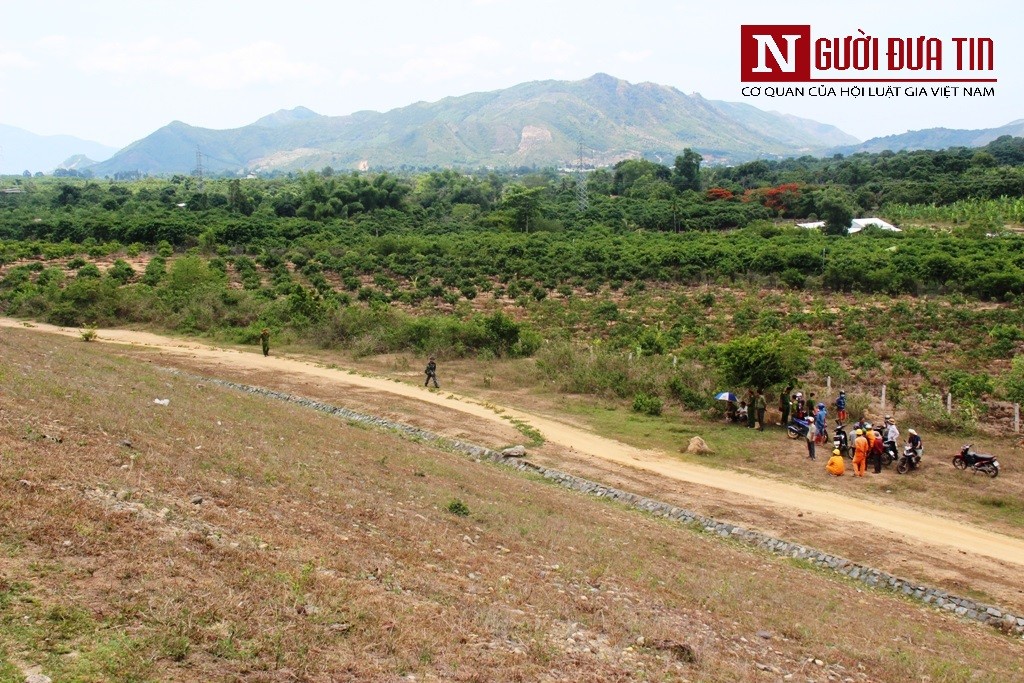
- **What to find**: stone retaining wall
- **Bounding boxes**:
[181,371,1024,637]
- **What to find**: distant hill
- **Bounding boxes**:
[833,120,1024,154]
[0,125,117,174]
[90,74,859,175]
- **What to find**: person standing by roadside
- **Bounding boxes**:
[746,389,757,429]
[260,328,270,357]
[870,429,885,473]
[780,384,793,426]
[806,421,817,460]
[885,417,900,449]
[424,355,440,388]
[835,390,847,423]
[853,428,869,477]
[755,390,767,431]
[814,402,828,444]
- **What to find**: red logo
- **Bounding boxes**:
[741,25,811,82]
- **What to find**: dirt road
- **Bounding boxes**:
[7,317,1024,570]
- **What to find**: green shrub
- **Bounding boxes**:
[107,259,135,284]
[446,499,470,517]
[632,392,663,416]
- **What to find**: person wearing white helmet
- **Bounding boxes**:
[907,428,923,457]
[885,417,899,446]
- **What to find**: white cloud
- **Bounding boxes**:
[0,51,34,69]
[530,39,576,64]
[336,67,367,87]
[382,35,502,84]
[36,35,69,50]
[78,39,328,89]
[616,49,653,64]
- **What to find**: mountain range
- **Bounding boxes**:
[90,74,861,175]
[0,125,117,175]
[3,74,1022,176]
[832,119,1024,154]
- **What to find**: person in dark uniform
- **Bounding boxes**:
[424,355,440,388]
[780,385,793,426]
[260,328,270,357]
[755,390,767,431]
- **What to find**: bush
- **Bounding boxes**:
[446,499,470,517]
[903,392,977,434]
[632,392,663,416]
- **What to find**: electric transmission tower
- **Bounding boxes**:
[574,139,588,213]
[194,146,204,191]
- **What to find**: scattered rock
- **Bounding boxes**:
[190,495,204,505]
[120,439,133,449]
[25,674,53,683]
[153,398,170,406]
[116,489,131,501]
[756,630,772,640]
[685,436,714,454]
[649,639,697,663]
[501,445,527,458]
[16,479,34,489]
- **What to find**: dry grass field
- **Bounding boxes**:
[2,329,1024,682]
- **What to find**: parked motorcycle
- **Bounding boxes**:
[896,444,922,474]
[952,444,1000,478]
[786,416,811,440]
[882,440,899,466]
[833,422,850,458]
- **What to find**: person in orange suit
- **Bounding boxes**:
[826,448,845,476]
[853,428,869,477]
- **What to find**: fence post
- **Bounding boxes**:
[827,375,832,392]
[628,352,633,362]
[672,355,677,368]
[880,384,886,412]
[1015,403,1020,434]
[946,393,952,413]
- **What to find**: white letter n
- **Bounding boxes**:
[752,34,802,72]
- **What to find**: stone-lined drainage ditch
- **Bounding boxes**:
[175,370,1024,637]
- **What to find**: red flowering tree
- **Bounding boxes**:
[705,187,735,201]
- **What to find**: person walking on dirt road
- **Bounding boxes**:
[424,355,440,388]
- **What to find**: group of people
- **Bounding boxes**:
[826,412,922,478]
[773,386,925,477]
[727,389,769,431]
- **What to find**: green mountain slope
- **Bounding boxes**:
[92,74,859,175]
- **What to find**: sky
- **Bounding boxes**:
[0,0,1020,149]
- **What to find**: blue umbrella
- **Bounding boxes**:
[715,391,738,402]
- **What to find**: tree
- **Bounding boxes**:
[818,191,854,236]
[672,148,702,192]
[501,186,544,233]
[715,331,809,391]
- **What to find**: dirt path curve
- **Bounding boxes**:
[8,317,1024,568]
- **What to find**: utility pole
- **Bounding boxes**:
[194,146,204,192]
[574,138,588,213]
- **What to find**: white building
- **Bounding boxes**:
[795,217,901,234]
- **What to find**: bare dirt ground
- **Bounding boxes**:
[6,317,1024,614]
